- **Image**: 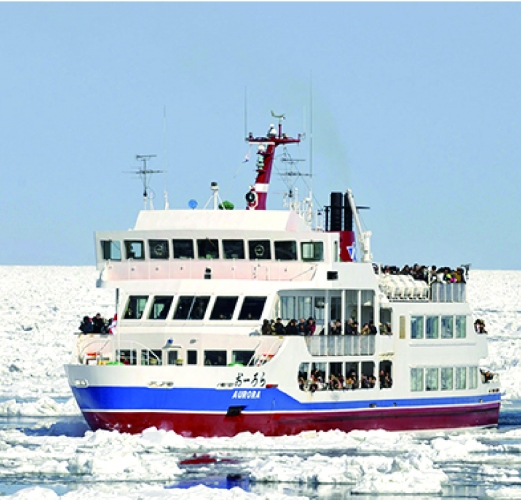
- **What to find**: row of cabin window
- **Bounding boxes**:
[116,349,254,366]
[298,360,391,382]
[410,366,479,391]
[101,239,324,262]
[123,294,266,321]
[410,315,467,340]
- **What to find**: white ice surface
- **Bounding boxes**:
[0,267,520,499]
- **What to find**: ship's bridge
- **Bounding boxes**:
[95,209,338,286]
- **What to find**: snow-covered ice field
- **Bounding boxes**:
[1,266,521,499]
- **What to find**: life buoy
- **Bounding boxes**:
[245,190,258,210]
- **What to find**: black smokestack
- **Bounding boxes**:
[330,192,343,231]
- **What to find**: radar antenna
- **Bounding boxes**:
[133,154,164,210]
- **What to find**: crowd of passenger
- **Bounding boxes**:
[79,313,115,334]
[261,317,392,336]
[298,368,392,392]
[375,264,467,284]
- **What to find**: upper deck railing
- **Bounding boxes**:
[306,335,376,357]
[378,275,466,303]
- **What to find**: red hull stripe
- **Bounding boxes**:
[82,401,500,437]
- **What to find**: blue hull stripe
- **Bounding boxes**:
[72,386,501,413]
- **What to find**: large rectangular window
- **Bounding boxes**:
[197,239,219,259]
[281,296,295,320]
[455,316,467,339]
[425,368,439,391]
[426,316,439,339]
[149,296,173,320]
[274,241,297,261]
[411,368,424,392]
[297,296,313,320]
[101,240,121,261]
[172,239,194,259]
[223,239,245,259]
[330,297,341,324]
[301,241,324,262]
[204,350,227,366]
[232,350,254,366]
[238,296,266,320]
[455,367,467,390]
[411,316,424,339]
[441,367,453,391]
[441,316,454,339]
[249,240,271,260]
[149,239,169,259]
[123,296,148,319]
[173,296,210,320]
[210,296,238,320]
[125,240,144,260]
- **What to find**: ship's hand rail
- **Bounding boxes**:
[77,337,162,365]
[248,337,284,367]
[306,335,376,356]
[378,275,466,303]
[77,337,112,364]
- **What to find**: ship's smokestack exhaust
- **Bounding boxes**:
[330,192,343,231]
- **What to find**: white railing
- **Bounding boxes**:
[430,283,466,303]
[306,335,376,356]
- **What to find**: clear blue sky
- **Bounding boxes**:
[1,2,520,269]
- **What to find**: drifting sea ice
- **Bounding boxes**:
[1,267,521,499]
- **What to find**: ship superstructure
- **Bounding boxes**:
[65,116,500,436]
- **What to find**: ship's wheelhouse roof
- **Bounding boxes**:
[133,209,312,233]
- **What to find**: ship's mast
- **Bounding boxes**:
[245,112,301,210]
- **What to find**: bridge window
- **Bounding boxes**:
[125,240,144,260]
[274,241,297,261]
[238,296,266,320]
[301,241,324,262]
[149,239,169,259]
[124,295,148,319]
[210,296,238,320]
[197,239,219,259]
[174,296,210,320]
[149,296,173,320]
[249,239,271,260]
[223,239,245,259]
[172,239,194,259]
[101,240,121,261]
[141,349,162,366]
[204,350,227,366]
